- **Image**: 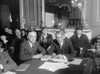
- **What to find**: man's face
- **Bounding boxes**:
[0,35,7,41]
[77,30,82,35]
[27,32,37,44]
[22,30,26,36]
[56,33,63,43]
[5,28,9,33]
[15,29,21,37]
[42,29,47,36]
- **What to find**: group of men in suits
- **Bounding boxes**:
[0,26,92,73]
[0,39,17,73]
[19,29,76,62]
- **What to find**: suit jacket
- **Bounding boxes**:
[70,34,90,51]
[20,40,46,61]
[38,33,53,50]
[0,51,17,72]
[48,37,76,60]
[11,37,23,64]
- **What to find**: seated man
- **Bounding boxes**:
[11,29,23,65]
[48,30,76,60]
[38,29,53,54]
[0,39,17,73]
[83,49,100,74]
[20,30,46,62]
[83,37,100,74]
[70,27,91,58]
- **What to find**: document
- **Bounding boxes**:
[38,62,68,72]
[2,71,16,74]
[41,55,51,61]
[50,58,68,63]
[69,58,82,65]
[15,64,30,71]
[50,56,68,63]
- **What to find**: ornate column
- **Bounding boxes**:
[81,0,88,29]
[41,0,46,27]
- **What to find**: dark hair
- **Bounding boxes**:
[21,29,26,35]
[27,27,36,32]
[21,29,26,32]
[75,26,83,31]
[27,29,37,37]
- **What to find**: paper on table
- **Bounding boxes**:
[69,58,82,65]
[41,55,51,61]
[38,62,68,72]
[15,64,30,71]
[2,71,16,74]
[50,58,68,63]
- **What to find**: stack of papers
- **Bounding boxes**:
[68,58,82,65]
[41,55,51,61]
[2,71,16,74]
[15,64,30,71]
[38,62,68,72]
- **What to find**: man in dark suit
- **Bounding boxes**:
[38,29,53,53]
[70,27,90,57]
[19,30,46,62]
[0,39,17,73]
[48,30,76,60]
[10,29,23,65]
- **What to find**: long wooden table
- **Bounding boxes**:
[15,58,87,74]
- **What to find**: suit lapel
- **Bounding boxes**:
[61,40,65,50]
[61,39,67,53]
[32,42,37,54]
[26,41,34,53]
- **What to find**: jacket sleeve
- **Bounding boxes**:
[65,39,76,60]
[37,42,46,55]
[3,52,17,72]
[20,43,33,61]
[47,43,56,55]
[48,40,63,55]
[84,35,91,50]
[47,34,53,45]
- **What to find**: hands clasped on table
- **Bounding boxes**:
[32,53,68,63]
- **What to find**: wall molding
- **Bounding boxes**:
[19,0,25,29]
[59,4,71,11]
[96,0,100,21]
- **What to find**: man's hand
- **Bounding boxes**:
[55,54,63,59]
[33,54,43,59]
[51,54,63,59]
[51,53,56,58]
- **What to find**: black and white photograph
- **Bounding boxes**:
[0,0,100,74]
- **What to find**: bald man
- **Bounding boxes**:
[20,30,46,61]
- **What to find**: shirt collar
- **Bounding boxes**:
[28,41,33,47]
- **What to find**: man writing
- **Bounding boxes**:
[48,30,76,60]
